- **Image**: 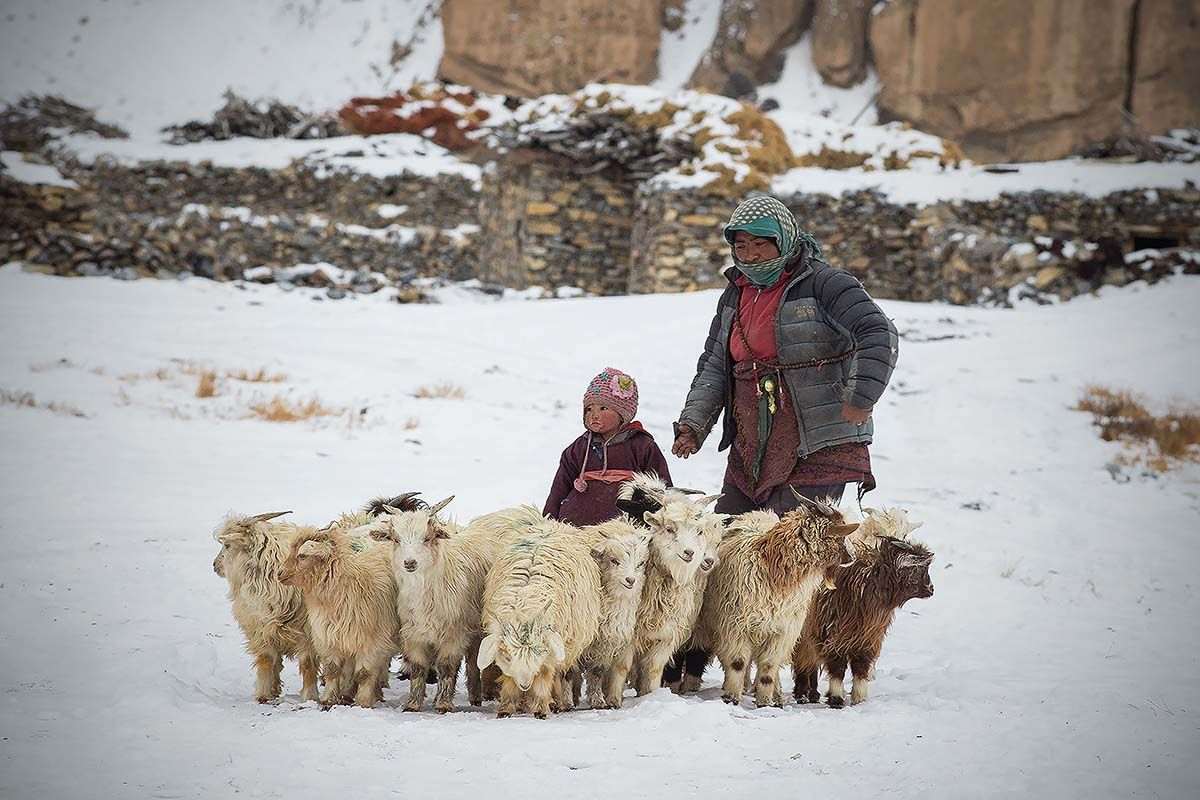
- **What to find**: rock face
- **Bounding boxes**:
[870,0,1137,162]
[689,0,814,95]
[1131,0,1200,138]
[438,0,662,96]
[811,0,873,88]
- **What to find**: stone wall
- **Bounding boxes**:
[477,151,636,294]
[0,157,481,291]
[626,185,1200,304]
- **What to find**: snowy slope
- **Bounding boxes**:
[0,0,443,136]
[1,266,1198,798]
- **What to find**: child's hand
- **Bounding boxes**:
[672,425,699,458]
[841,402,872,425]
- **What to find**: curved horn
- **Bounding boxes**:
[249,511,292,523]
[694,493,722,509]
[789,488,836,517]
[672,486,705,495]
[428,495,455,516]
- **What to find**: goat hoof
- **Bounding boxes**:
[496,711,511,719]
[403,703,422,713]
[435,704,452,714]
[721,694,739,705]
[795,694,809,704]
[534,712,548,719]
[827,696,845,709]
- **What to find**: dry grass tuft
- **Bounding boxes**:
[195,370,219,398]
[1076,385,1200,470]
[227,367,287,383]
[120,367,172,382]
[412,382,465,400]
[1,388,88,418]
[248,394,342,422]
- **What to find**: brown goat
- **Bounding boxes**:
[792,534,934,708]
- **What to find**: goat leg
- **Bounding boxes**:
[850,655,873,706]
[433,657,460,714]
[825,656,848,709]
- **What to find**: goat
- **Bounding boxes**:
[792,507,933,707]
[617,473,722,696]
[476,507,602,718]
[278,525,400,708]
[369,495,501,713]
[212,511,319,703]
[693,494,862,707]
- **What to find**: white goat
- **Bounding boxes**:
[278,524,400,708]
[476,507,602,718]
[577,520,651,709]
[368,495,501,713]
[212,511,319,703]
[616,474,722,696]
[694,496,862,707]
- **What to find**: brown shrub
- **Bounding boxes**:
[227,367,286,383]
[248,395,342,422]
[1,388,87,418]
[1076,385,1200,469]
[412,383,465,400]
[195,370,218,398]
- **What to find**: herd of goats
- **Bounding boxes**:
[211,474,935,718]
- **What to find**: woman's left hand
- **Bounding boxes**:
[841,402,872,425]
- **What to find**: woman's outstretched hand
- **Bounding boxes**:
[672,425,699,458]
[841,402,872,425]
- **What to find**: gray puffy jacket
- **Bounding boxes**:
[676,254,899,458]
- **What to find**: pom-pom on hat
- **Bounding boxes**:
[583,367,639,423]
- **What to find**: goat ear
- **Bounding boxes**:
[908,521,925,533]
[642,509,662,528]
[477,634,498,669]
[434,528,451,540]
[381,504,402,515]
[830,522,860,538]
[368,527,391,542]
[590,547,606,562]
[545,630,566,663]
[695,493,722,509]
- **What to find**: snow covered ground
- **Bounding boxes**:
[1,265,1198,798]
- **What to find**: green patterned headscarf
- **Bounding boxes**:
[723,195,823,287]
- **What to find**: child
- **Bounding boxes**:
[543,367,672,526]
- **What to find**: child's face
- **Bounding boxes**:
[584,403,623,436]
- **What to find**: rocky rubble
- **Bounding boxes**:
[161,91,343,144]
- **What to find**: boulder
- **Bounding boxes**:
[870,0,1136,161]
[1130,0,1200,137]
[438,0,661,96]
[688,0,814,96]
[811,0,874,88]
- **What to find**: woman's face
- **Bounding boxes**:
[732,230,780,264]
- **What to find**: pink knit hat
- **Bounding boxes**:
[582,367,639,423]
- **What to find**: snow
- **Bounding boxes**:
[1,264,1198,798]
[653,0,723,91]
[772,159,1200,205]
[0,0,444,137]
[758,33,881,125]
[0,150,78,188]
[60,130,482,183]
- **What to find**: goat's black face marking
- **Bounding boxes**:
[730,658,745,672]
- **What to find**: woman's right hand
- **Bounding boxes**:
[672,424,699,458]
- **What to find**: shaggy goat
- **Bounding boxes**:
[278,524,400,708]
[476,507,602,718]
[369,495,501,713]
[693,495,862,707]
[792,507,933,708]
[212,511,319,703]
[576,520,651,709]
[617,474,722,696]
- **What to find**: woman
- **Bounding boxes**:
[665,194,899,691]
[673,193,899,514]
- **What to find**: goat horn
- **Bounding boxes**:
[839,534,858,568]
[789,489,836,517]
[249,511,292,523]
[429,495,455,516]
[695,493,722,509]
[673,486,705,495]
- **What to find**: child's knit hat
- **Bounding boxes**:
[583,367,639,423]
